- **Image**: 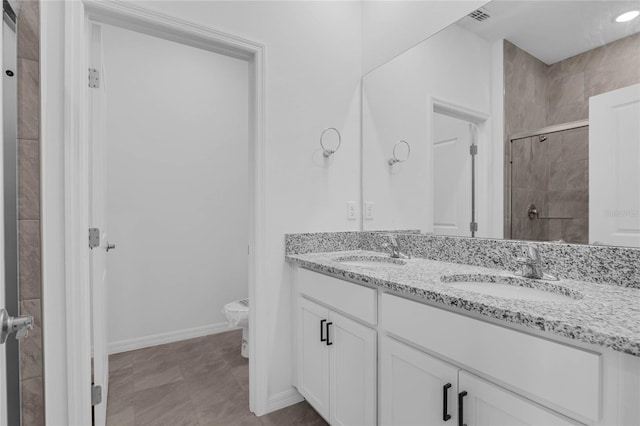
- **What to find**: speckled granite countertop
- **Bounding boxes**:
[286,250,640,357]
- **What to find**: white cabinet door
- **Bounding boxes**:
[458,371,575,426]
[298,297,330,420]
[329,311,377,426]
[589,83,640,247]
[381,336,460,426]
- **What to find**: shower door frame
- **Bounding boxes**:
[42,1,268,424]
[507,119,589,240]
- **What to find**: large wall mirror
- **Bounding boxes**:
[362,0,640,248]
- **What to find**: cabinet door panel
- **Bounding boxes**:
[298,297,330,420]
[381,336,459,426]
[330,311,377,426]
[458,371,576,426]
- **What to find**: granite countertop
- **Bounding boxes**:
[286,250,640,357]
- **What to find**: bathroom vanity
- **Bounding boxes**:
[286,233,640,426]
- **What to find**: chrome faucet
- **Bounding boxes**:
[382,234,410,259]
[515,244,557,281]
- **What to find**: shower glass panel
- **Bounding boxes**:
[510,126,589,244]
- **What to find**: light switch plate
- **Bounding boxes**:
[347,201,357,220]
[365,202,374,220]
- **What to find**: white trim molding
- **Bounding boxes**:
[108,322,238,355]
[267,388,305,414]
[44,1,268,423]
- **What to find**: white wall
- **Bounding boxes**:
[362,0,488,73]
[362,24,493,234]
[101,25,249,350]
[140,0,364,412]
[41,2,498,423]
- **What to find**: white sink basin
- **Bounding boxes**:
[442,274,581,302]
[336,256,406,268]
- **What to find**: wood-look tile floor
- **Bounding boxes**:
[106,330,328,426]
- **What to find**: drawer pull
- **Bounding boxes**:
[320,319,327,342]
[458,391,467,426]
[443,383,452,421]
[326,321,333,346]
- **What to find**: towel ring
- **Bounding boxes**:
[388,140,411,165]
[320,127,342,158]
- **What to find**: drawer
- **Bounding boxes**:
[297,268,377,325]
[381,293,601,422]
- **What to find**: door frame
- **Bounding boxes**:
[0,4,6,422]
[428,97,490,238]
[47,1,267,423]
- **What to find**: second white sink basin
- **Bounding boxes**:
[442,274,582,302]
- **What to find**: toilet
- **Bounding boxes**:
[223,299,249,358]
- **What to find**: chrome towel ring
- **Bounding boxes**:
[388,140,411,165]
[320,127,342,158]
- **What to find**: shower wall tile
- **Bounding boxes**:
[548,189,588,219]
[18,139,40,220]
[17,1,44,424]
[548,220,562,241]
[17,58,39,140]
[546,100,588,125]
[21,376,44,426]
[19,299,42,380]
[549,159,588,191]
[562,218,589,245]
[585,55,640,98]
[547,72,585,109]
[17,0,39,61]
[19,220,41,300]
[560,128,589,162]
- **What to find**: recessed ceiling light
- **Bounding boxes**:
[615,10,640,23]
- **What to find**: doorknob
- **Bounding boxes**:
[0,308,34,344]
[106,242,116,252]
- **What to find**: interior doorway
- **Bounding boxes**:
[88,20,252,425]
[51,3,267,424]
[430,100,487,238]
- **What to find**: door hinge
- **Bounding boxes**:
[470,222,478,232]
[89,228,100,249]
[91,384,102,406]
[88,68,100,88]
[469,145,478,156]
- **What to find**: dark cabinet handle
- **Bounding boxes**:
[443,383,452,421]
[320,319,327,342]
[458,391,467,426]
[326,322,333,345]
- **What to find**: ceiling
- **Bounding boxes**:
[457,0,640,64]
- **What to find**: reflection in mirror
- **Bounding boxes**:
[362,0,640,247]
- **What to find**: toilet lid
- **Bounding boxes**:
[225,298,249,313]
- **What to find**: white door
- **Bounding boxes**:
[380,336,460,426]
[589,83,640,247]
[329,311,376,426]
[298,297,330,420]
[89,23,109,426]
[458,371,575,426]
[433,112,473,237]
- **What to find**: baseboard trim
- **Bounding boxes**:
[108,322,238,354]
[265,388,304,414]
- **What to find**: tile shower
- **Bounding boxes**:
[511,127,589,244]
[504,34,640,244]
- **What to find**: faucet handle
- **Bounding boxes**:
[386,234,398,246]
[519,244,539,260]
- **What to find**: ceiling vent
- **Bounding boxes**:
[468,8,491,22]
